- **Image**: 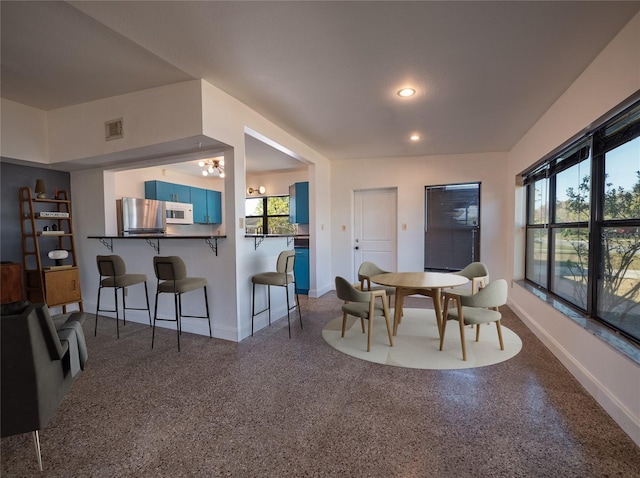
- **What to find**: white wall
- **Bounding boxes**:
[0,99,48,163]
[246,169,308,197]
[330,153,510,283]
[506,12,640,446]
[47,81,204,163]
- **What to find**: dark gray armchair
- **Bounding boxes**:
[1,302,87,471]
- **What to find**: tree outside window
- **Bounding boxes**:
[524,100,640,343]
[245,195,297,235]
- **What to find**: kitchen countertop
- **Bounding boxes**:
[244,234,309,238]
[88,234,227,239]
[244,234,309,250]
[88,234,226,255]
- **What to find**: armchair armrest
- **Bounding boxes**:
[34,305,68,361]
[59,311,86,328]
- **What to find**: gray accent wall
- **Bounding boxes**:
[1,161,71,264]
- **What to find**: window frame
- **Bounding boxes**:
[245,194,293,235]
[523,97,640,344]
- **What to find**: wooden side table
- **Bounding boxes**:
[1,263,24,304]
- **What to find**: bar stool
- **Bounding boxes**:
[95,255,151,338]
[152,256,211,351]
[251,250,302,338]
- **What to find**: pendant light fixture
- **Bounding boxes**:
[198,158,225,178]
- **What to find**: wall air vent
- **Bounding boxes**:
[105,118,123,141]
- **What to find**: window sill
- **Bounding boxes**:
[515,280,640,366]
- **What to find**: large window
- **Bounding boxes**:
[245,195,297,235]
[424,183,481,271]
[523,99,640,344]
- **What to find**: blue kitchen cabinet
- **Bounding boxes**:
[289,181,309,224]
[145,180,191,203]
[190,186,222,224]
[206,190,222,224]
[294,247,309,294]
[190,187,207,223]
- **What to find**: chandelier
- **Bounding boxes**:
[199,158,225,178]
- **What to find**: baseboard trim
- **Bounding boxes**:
[508,295,640,447]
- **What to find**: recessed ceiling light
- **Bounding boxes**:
[410,134,421,141]
[398,88,416,97]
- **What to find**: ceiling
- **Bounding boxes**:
[2,1,639,175]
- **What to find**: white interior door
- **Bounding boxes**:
[353,188,397,280]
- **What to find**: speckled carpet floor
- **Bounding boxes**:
[323,308,522,369]
[2,293,639,477]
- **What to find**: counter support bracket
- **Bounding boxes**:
[98,238,113,252]
[254,236,265,250]
[205,238,219,256]
[145,238,160,253]
[287,236,294,248]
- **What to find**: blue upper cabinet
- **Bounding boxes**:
[145,180,191,204]
[206,190,222,224]
[190,186,222,224]
[289,181,309,224]
[190,187,207,223]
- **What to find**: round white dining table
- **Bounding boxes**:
[370,272,468,337]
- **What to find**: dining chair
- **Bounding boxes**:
[448,262,489,296]
[444,262,490,331]
[357,261,396,308]
[95,255,152,338]
[152,256,211,351]
[335,276,393,352]
[251,250,302,338]
[439,279,507,361]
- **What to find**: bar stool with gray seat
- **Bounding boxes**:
[251,250,302,338]
[152,256,211,351]
[95,254,151,338]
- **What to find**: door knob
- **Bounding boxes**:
[355,246,359,250]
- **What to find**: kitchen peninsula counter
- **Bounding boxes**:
[245,234,309,249]
[88,234,226,255]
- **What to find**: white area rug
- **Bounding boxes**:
[322,308,522,370]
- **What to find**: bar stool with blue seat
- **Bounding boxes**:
[251,250,302,338]
[95,254,151,338]
[152,256,211,351]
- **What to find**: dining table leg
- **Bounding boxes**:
[431,287,444,339]
[392,287,406,336]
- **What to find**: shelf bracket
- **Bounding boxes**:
[98,237,113,253]
[204,238,219,256]
[287,236,294,248]
[145,238,160,253]
[254,236,265,250]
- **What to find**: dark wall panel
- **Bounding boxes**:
[1,161,71,264]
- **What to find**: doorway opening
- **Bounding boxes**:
[424,182,480,271]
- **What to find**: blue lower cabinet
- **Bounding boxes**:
[294,247,309,294]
